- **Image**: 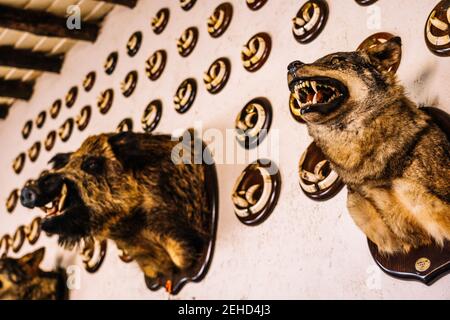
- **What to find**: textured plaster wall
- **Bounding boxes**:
[0,0,449,299]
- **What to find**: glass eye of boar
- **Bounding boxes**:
[81,156,105,175]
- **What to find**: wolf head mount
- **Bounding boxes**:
[287,36,402,125]
[287,37,450,257]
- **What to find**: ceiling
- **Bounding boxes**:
[0,0,137,118]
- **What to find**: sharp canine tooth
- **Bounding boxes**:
[311,81,317,93]
[313,93,318,104]
[45,202,53,209]
[58,184,67,212]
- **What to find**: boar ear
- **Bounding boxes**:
[108,132,152,168]
[108,132,138,165]
[18,247,45,274]
[108,132,169,168]
[364,36,402,73]
[48,152,73,170]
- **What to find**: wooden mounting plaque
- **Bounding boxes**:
[298,142,344,201]
[368,240,450,285]
[292,0,329,44]
[208,3,233,38]
[232,159,281,226]
[424,0,450,57]
[152,8,170,35]
[355,0,378,6]
[246,0,267,11]
[235,97,272,149]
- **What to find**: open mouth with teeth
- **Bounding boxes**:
[35,179,90,246]
[19,173,92,248]
[38,179,84,224]
[40,182,69,220]
[289,77,348,115]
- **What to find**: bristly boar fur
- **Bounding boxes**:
[0,248,67,300]
[287,37,450,254]
[20,130,212,283]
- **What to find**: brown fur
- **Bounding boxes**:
[0,248,67,300]
[22,130,210,282]
[288,37,450,254]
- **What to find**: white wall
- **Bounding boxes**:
[0,0,449,299]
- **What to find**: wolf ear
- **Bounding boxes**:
[364,36,402,73]
[48,152,73,170]
[18,247,45,273]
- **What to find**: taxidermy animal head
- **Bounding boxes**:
[287,37,450,254]
[287,36,402,125]
[0,248,67,300]
[20,131,216,293]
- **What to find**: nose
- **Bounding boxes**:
[287,60,305,75]
[20,187,38,208]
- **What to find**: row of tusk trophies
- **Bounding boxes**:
[2,0,449,299]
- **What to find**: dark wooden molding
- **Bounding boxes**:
[94,0,138,8]
[0,104,10,119]
[0,46,63,73]
[0,80,34,100]
[0,5,99,42]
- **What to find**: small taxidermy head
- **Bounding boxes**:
[0,248,67,300]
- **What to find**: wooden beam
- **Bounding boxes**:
[94,0,138,8]
[0,5,99,42]
[0,80,34,100]
[0,47,63,73]
[0,104,10,119]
